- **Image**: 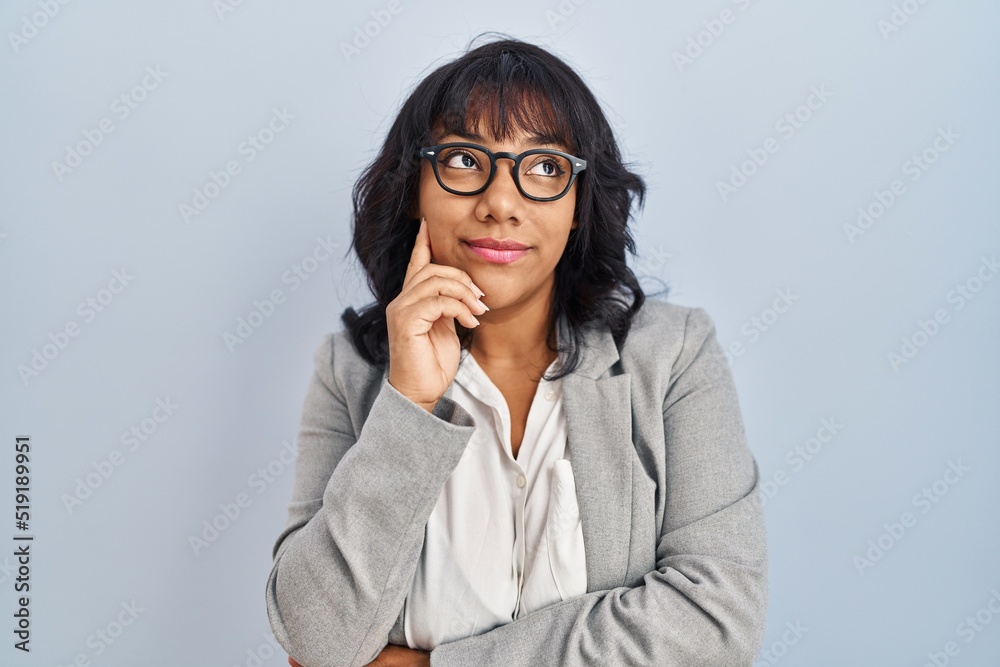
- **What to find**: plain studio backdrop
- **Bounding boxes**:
[2,1,999,665]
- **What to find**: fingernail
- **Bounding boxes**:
[471,282,485,297]
[471,315,481,326]
[477,298,490,312]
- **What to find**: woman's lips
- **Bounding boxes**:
[463,241,531,264]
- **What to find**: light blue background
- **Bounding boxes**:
[2,1,998,665]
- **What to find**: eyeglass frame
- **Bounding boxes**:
[418,142,588,202]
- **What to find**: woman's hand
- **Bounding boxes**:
[386,216,488,412]
[287,644,430,667]
[362,644,431,666]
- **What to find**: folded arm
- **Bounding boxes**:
[428,307,769,667]
[265,334,477,667]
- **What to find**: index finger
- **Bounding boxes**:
[403,216,432,290]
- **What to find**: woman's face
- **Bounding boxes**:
[415,124,579,313]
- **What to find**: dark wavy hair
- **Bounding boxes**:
[341,33,664,382]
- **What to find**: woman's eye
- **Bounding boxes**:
[442,152,479,169]
[528,158,563,177]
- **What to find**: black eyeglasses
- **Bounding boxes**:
[419,142,587,202]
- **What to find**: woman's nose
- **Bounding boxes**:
[482,157,522,204]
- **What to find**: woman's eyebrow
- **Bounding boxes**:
[443,131,569,151]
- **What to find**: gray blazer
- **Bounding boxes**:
[265,298,768,667]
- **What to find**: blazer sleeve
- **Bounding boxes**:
[429,306,769,667]
[265,333,478,667]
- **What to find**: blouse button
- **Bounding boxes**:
[544,390,556,401]
[516,474,526,488]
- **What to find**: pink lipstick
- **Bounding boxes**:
[463,238,531,264]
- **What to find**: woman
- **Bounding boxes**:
[266,35,768,667]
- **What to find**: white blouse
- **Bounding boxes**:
[403,346,588,650]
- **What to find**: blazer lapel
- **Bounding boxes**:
[558,314,634,593]
[376,314,635,592]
